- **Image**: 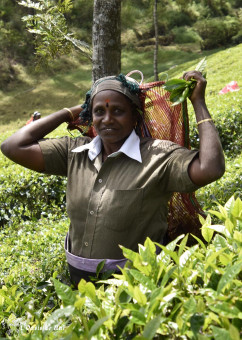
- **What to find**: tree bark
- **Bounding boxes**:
[92,0,121,82]
[153,0,159,81]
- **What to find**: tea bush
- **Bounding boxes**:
[0,165,67,228]
[0,196,241,339]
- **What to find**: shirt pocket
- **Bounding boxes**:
[100,188,144,232]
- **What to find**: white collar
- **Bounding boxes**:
[71,130,142,163]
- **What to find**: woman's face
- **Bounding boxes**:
[92,90,136,150]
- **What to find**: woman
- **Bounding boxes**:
[1,71,225,285]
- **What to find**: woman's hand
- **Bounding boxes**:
[1,105,82,172]
[183,70,207,104]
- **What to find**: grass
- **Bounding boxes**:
[1,43,240,133]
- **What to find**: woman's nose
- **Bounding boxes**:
[102,112,113,124]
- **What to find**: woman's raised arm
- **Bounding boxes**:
[186,71,225,186]
[1,105,82,172]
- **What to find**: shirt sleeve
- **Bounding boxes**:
[38,136,91,176]
[165,146,201,193]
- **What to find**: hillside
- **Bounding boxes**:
[0,44,241,132]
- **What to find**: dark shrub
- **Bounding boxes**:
[195,16,240,49]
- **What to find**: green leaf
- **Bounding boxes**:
[178,234,188,257]
[129,269,156,290]
[183,297,197,316]
[133,286,147,306]
[130,310,147,325]
[52,278,76,306]
[201,225,214,242]
[166,235,185,251]
[195,57,207,73]
[224,195,235,214]
[217,260,242,293]
[171,86,190,106]
[231,197,242,219]
[88,316,109,339]
[190,313,205,335]
[157,245,179,264]
[213,234,228,252]
[211,325,232,340]
[142,315,162,339]
[86,282,100,306]
[42,305,75,332]
[191,234,206,250]
[169,87,184,101]
[206,224,231,238]
[179,244,199,268]
[205,248,226,269]
[208,209,224,220]
[225,218,234,234]
[233,231,242,243]
[228,323,240,340]
[162,79,187,91]
[218,205,228,219]
[209,302,242,318]
[117,289,132,304]
[121,245,138,262]
[160,265,177,288]
[96,260,105,276]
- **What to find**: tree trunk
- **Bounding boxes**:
[92,0,121,82]
[153,0,159,81]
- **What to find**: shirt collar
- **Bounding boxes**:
[71,130,142,163]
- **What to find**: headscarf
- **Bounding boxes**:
[79,74,143,128]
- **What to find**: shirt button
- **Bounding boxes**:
[98,178,103,183]
[84,242,88,247]
[90,211,94,215]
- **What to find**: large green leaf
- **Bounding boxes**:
[213,234,229,252]
[162,79,187,91]
[183,297,197,317]
[129,269,156,290]
[42,305,75,332]
[231,197,242,219]
[130,310,147,325]
[142,315,163,339]
[179,244,199,268]
[201,225,214,242]
[88,316,109,339]
[209,302,242,318]
[190,313,205,336]
[133,286,147,306]
[211,325,233,340]
[217,260,242,293]
[52,278,76,306]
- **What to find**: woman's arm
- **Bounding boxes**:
[185,71,225,186]
[1,105,82,172]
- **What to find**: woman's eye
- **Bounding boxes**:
[93,108,104,116]
[113,108,124,115]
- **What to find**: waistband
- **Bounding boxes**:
[64,233,127,273]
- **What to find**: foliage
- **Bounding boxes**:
[190,106,241,157]
[18,0,92,64]
[0,161,66,228]
[162,57,207,106]
[195,16,240,50]
[0,169,65,227]
[196,155,241,211]
[0,196,241,339]
[0,217,69,337]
